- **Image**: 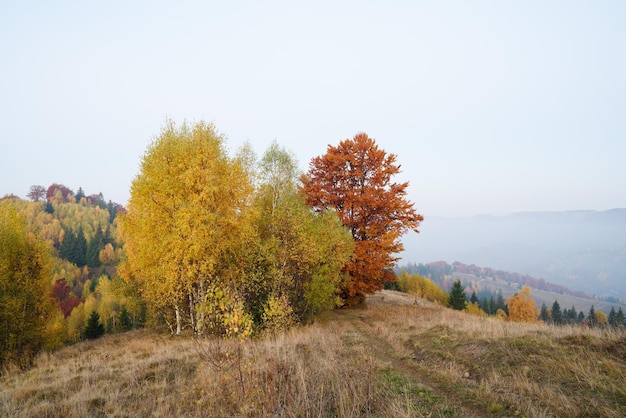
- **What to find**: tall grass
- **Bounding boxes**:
[1,290,625,417]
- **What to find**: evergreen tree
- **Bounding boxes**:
[588,305,597,327]
[448,280,467,310]
[551,300,563,325]
[84,311,105,339]
[118,306,133,331]
[44,200,54,214]
[577,311,585,324]
[616,307,625,327]
[107,200,118,223]
[540,303,549,322]
[86,227,104,267]
[76,187,85,202]
[568,305,578,324]
[608,307,617,328]
[74,227,87,267]
[59,229,76,261]
[470,291,479,305]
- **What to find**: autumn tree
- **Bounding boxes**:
[51,278,81,318]
[301,133,423,305]
[27,185,46,202]
[0,205,55,367]
[248,142,354,324]
[46,183,73,203]
[119,120,254,335]
[506,286,539,322]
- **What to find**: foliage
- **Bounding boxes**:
[197,284,253,340]
[301,133,423,305]
[506,286,539,322]
[119,120,254,335]
[262,293,297,335]
[84,311,105,339]
[51,278,81,318]
[551,300,563,324]
[0,204,55,367]
[448,280,467,310]
[395,270,448,305]
[465,301,487,316]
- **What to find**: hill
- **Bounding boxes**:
[401,209,626,299]
[2,291,625,417]
[400,261,626,315]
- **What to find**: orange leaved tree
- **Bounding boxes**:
[506,286,539,322]
[301,133,423,306]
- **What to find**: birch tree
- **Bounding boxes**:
[119,121,254,335]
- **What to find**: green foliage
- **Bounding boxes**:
[118,306,133,331]
[448,280,467,310]
[551,300,563,325]
[84,311,105,339]
[249,143,354,323]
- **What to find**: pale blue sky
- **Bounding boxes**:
[1,1,625,217]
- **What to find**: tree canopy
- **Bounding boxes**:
[0,204,54,367]
[301,133,423,305]
[119,121,254,335]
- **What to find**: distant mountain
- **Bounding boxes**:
[401,209,626,299]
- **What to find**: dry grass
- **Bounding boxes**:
[1,290,625,417]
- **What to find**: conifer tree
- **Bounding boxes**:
[84,311,105,339]
[577,311,585,324]
[567,305,578,324]
[608,307,617,328]
[119,307,133,331]
[470,291,478,305]
[588,305,597,327]
[448,280,467,310]
[615,306,626,327]
[86,227,103,267]
[551,300,562,325]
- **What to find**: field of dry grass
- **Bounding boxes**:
[1,290,625,417]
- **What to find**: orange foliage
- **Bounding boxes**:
[506,286,539,322]
[301,133,423,305]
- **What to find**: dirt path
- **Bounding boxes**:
[334,293,491,417]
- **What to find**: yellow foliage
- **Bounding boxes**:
[263,294,297,334]
[465,301,487,317]
[506,286,539,322]
[396,271,448,305]
[120,120,255,334]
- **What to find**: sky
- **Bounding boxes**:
[1,0,625,217]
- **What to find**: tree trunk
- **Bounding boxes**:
[175,304,182,335]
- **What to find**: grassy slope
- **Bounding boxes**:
[1,290,625,417]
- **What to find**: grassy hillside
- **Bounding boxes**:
[2,291,625,417]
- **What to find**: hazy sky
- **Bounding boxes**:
[2,1,625,217]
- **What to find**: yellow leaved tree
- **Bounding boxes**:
[119,121,254,335]
[506,286,539,322]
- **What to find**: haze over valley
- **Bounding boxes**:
[402,208,626,299]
